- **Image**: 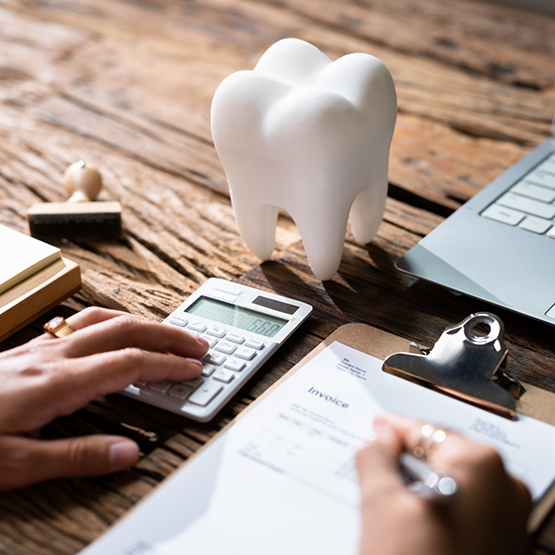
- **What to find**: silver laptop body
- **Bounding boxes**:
[396,137,555,326]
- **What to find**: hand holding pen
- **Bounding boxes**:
[356,414,531,555]
[399,423,458,501]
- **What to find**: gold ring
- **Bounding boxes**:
[413,424,448,460]
[44,316,75,338]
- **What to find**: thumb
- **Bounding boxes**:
[356,418,405,498]
[0,434,139,491]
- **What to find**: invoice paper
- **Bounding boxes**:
[81,342,555,555]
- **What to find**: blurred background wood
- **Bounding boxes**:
[0,0,555,553]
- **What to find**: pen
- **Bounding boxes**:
[399,452,458,501]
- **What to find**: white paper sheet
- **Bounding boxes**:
[81,342,555,555]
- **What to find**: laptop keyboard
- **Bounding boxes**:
[481,153,555,238]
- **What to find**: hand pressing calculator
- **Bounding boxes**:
[121,278,313,422]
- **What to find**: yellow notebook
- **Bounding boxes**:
[0,224,61,294]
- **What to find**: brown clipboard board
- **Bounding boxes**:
[221,322,555,533]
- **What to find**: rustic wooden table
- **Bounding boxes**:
[1,0,555,553]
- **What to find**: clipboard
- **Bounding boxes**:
[82,317,555,555]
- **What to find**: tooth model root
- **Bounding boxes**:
[350,152,390,243]
[211,38,397,281]
[290,200,353,282]
[232,197,278,261]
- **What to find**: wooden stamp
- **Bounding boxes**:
[27,161,122,240]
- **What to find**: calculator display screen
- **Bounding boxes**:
[185,296,287,338]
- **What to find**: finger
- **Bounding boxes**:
[374,413,472,465]
[35,307,130,344]
[356,418,405,498]
[0,434,139,491]
[61,313,209,359]
[66,306,135,329]
[47,348,204,416]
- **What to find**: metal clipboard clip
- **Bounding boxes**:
[382,312,525,419]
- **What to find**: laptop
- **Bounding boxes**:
[396,135,555,326]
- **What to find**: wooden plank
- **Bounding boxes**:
[250,0,555,90]
[4,0,553,211]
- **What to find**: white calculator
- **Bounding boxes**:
[121,278,313,422]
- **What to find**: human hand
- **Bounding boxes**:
[356,414,531,555]
[0,307,209,490]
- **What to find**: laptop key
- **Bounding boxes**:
[496,192,555,219]
[519,216,552,234]
[538,159,555,176]
[481,204,524,226]
[511,182,555,203]
[525,170,555,190]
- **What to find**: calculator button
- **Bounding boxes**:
[188,321,207,333]
[235,346,256,360]
[182,376,204,389]
[215,341,237,355]
[198,334,218,348]
[204,351,226,365]
[133,381,149,387]
[206,325,226,338]
[169,316,188,327]
[213,368,235,383]
[201,364,217,377]
[223,358,246,372]
[149,381,172,394]
[244,338,265,350]
[226,332,245,344]
[188,382,223,406]
[168,384,193,400]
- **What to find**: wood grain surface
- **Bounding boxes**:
[1,0,555,553]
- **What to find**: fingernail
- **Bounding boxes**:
[188,358,203,368]
[109,440,139,470]
[196,336,209,346]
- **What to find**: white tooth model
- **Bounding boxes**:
[211,38,397,280]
